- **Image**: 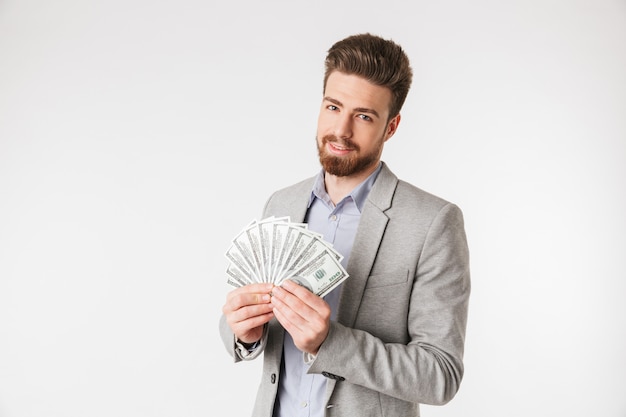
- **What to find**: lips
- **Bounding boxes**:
[325,138,355,155]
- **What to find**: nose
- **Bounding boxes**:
[333,113,353,139]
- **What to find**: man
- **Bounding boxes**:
[220,33,471,417]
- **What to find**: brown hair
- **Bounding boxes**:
[323,33,413,120]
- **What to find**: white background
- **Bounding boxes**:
[1,1,625,416]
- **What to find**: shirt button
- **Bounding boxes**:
[300,401,308,408]
[330,214,337,221]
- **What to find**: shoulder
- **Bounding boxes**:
[270,176,315,199]
[377,162,461,214]
[262,176,316,220]
[393,180,465,227]
[395,180,452,210]
[376,164,465,229]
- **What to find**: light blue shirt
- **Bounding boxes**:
[273,163,382,417]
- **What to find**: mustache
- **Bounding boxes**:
[322,134,358,150]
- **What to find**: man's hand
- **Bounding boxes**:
[271,279,331,355]
[222,283,275,344]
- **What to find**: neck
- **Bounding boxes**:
[324,163,379,204]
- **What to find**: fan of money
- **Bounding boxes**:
[224,216,349,298]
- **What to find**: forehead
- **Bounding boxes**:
[324,71,391,117]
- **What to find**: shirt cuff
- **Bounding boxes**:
[235,338,260,359]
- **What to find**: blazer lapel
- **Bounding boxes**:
[337,162,398,327]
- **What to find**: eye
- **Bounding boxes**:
[327,105,338,111]
[358,114,372,122]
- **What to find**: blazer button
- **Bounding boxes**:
[271,373,276,384]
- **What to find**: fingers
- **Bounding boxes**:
[223,283,274,317]
[281,279,316,300]
[274,280,330,316]
[229,307,273,344]
[222,283,275,343]
[271,280,330,354]
[225,283,274,307]
[272,285,306,320]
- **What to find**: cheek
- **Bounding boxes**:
[316,113,331,134]
[316,130,332,149]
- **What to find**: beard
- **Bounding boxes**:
[317,134,383,177]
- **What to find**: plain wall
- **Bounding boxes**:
[1,1,625,416]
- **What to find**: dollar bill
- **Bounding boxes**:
[224,216,349,296]
[280,248,348,298]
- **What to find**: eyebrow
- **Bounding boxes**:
[323,96,381,119]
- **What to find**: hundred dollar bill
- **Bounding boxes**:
[226,219,262,282]
[271,222,306,283]
[279,248,349,298]
[268,219,294,281]
[281,234,342,283]
[277,227,324,280]
[224,216,349,293]
[257,218,274,281]
[225,244,259,283]
[259,216,290,281]
[226,262,254,288]
[245,225,264,282]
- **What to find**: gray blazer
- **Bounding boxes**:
[220,162,471,417]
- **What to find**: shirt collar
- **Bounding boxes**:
[308,162,383,212]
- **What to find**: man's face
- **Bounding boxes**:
[316,71,399,177]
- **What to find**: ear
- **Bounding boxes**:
[384,114,401,142]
